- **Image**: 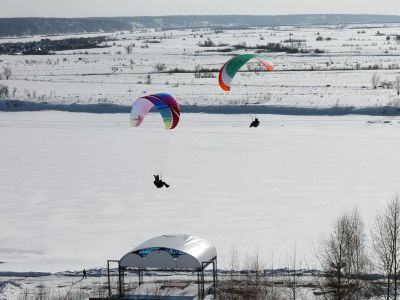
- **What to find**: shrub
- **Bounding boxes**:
[283,38,306,43]
[3,66,12,79]
[197,38,216,47]
[0,84,9,98]
[381,80,393,89]
[371,73,380,89]
[145,74,151,85]
[125,43,135,54]
[154,63,166,72]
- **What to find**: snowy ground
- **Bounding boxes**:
[2,24,400,299]
[0,271,215,300]
[1,24,400,109]
[1,111,400,274]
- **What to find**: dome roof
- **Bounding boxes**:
[120,234,217,269]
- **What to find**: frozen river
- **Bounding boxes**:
[1,111,400,272]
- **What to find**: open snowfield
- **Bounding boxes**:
[2,23,400,299]
[1,24,400,109]
[1,111,400,273]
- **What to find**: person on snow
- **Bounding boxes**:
[153,175,170,188]
[250,117,260,128]
[82,269,87,279]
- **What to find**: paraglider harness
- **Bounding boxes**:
[250,117,260,128]
[154,175,169,188]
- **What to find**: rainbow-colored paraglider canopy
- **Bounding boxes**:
[130,93,180,129]
[218,54,274,91]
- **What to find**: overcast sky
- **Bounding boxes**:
[1,0,400,18]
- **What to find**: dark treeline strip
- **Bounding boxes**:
[2,100,400,116]
[2,15,400,37]
[0,36,111,55]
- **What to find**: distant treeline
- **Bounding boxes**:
[1,14,400,37]
[0,36,110,55]
[0,17,132,37]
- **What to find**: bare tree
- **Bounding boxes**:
[285,245,306,300]
[221,247,241,300]
[371,73,381,89]
[219,250,283,299]
[125,43,135,54]
[3,66,12,80]
[318,209,369,299]
[394,76,400,96]
[243,251,280,300]
[371,196,400,300]
[0,84,9,98]
[227,247,240,279]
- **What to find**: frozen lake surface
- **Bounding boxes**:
[1,111,400,272]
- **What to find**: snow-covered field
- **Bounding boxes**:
[2,23,400,298]
[1,24,400,109]
[1,111,400,274]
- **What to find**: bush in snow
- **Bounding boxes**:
[371,73,380,89]
[394,75,400,95]
[145,74,151,85]
[380,80,393,89]
[154,63,166,72]
[2,66,12,79]
[0,84,9,98]
[125,43,135,54]
[197,38,216,47]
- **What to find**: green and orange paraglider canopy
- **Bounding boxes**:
[218,54,274,91]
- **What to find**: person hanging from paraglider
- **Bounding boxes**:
[130,94,180,190]
[250,116,260,128]
[153,174,169,188]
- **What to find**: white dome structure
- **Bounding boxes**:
[120,234,217,270]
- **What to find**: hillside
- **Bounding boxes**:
[1,14,400,37]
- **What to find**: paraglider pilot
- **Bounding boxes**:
[154,175,170,188]
[250,117,260,128]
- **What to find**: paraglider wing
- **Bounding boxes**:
[218,54,274,91]
[158,93,180,129]
[130,93,180,129]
